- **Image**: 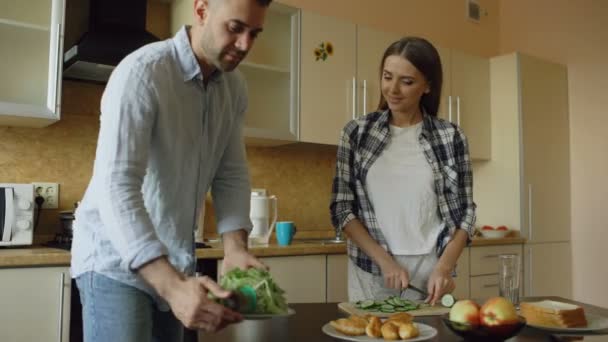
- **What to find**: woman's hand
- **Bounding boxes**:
[379,258,410,290]
[426,263,455,305]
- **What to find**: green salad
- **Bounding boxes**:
[220,268,288,314]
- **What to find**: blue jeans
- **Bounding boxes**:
[76,272,184,342]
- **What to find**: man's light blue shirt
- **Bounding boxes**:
[71,26,252,307]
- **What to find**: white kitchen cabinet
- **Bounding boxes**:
[525,242,572,298]
[470,274,499,299]
[469,244,523,299]
[355,26,401,118]
[239,3,300,145]
[469,244,523,276]
[299,10,356,145]
[519,54,571,244]
[452,247,470,300]
[260,255,326,303]
[438,48,491,160]
[170,2,300,145]
[0,0,65,127]
[490,53,571,298]
[299,12,404,145]
[326,254,348,303]
[0,267,71,342]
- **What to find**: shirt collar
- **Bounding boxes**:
[173,26,223,84]
[378,108,434,140]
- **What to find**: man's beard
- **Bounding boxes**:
[216,48,247,71]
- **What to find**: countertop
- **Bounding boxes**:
[0,236,525,268]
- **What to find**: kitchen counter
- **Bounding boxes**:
[0,237,525,268]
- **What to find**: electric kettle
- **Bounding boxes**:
[249,190,277,245]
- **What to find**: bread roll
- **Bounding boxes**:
[365,316,382,338]
[330,318,366,336]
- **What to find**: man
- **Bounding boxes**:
[71,0,272,341]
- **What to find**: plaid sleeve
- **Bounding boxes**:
[454,126,477,240]
[330,120,359,231]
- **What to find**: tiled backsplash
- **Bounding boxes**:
[0,81,338,241]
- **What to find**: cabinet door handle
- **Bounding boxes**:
[483,283,499,288]
[352,77,357,119]
[448,95,453,122]
[528,184,533,241]
[362,79,367,116]
[483,254,500,259]
[456,96,461,126]
[58,272,65,342]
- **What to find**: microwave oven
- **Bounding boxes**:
[0,183,34,246]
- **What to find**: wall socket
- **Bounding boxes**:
[33,182,59,209]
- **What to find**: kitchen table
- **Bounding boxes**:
[197,297,608,342]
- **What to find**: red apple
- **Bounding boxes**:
[482,225,494,231]
[449,300,481,325]
[496,226,508,231]
[480,297,519,326]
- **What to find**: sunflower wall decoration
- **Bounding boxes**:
[314,42,334,61]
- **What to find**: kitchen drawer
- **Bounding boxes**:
[470,274,499,299]
[470,245,523,276]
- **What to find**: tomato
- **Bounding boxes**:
[482,225,494,230]
[496,226,508,231]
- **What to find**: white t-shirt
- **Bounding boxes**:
[366,122,444,255]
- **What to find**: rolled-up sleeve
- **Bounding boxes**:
[95,61,167,271]
[454,127,477,240]
[211,91,252,235]
[330,120,359,231]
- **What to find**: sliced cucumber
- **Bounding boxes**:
[441,293,456,308]
[359,299,375,309]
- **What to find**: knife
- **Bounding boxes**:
[402,284,429,298]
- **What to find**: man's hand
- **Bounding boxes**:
[221,229,267,275]
[425,263,455,306]
[138,257,242,332]
[167,276,242,331]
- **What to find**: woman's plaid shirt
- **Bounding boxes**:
[330,110,476,275]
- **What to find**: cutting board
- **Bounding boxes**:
[338,302,450,317]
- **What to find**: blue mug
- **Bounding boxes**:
[276,221,297,246]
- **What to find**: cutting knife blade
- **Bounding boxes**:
[405,284,429,298]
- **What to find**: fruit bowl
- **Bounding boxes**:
[480,229,510,239]
[441,314,526,341]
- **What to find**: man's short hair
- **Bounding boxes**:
[210,0,273,8]
[256,0,273,6]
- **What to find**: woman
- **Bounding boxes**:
[330,37,476,305]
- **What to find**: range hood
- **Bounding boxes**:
[63,0,160,83]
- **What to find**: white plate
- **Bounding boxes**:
[242,307,296,320]
[527,312,608,332]
[321,321,437,341]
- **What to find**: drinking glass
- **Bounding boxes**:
[498,254,520,307]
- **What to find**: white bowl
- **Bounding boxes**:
[480,229,509,238]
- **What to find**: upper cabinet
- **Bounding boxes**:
[438,48,491,160]
[355,26,401,119]
[0,0,65,127]
[299,12,400,145]
[240,4,300,144]
[299,11,356,145]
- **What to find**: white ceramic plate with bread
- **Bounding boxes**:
[321,322,437,341]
